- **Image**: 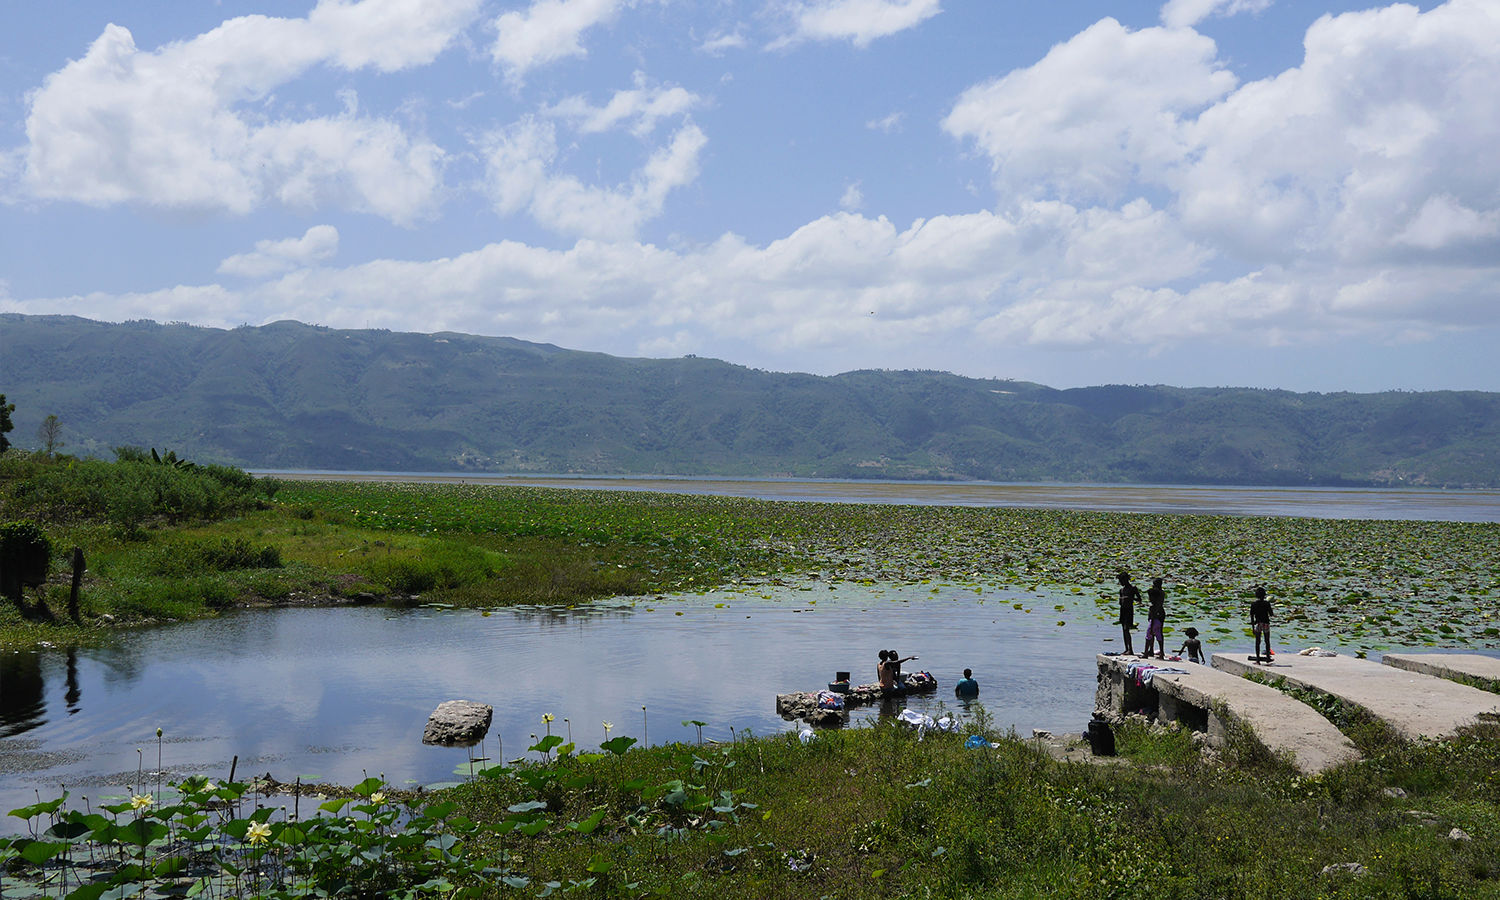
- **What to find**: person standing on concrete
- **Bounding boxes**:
[1116,571,1140,655]
[954,668,979,699]
[1144,577,1167,659]
[1250,586,1274,663]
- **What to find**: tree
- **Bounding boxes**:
[38,414,63,458]
[0,394,13,452]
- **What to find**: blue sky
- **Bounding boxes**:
[2,0,1496,392]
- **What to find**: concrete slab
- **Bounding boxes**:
[1383,653,1500,692]
[1096,655,1358,774]
[1212,652,1500,740]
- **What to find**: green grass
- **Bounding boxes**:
[13,720,1499,898]
[6,473,1500,651]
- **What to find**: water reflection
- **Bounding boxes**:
[1,652,45,737]
[1,585,1115,821]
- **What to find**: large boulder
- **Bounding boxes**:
[422,700,492,746]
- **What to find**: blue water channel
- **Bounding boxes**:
[1,583,1118,819]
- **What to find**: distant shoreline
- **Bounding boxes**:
[251,471,1500,523]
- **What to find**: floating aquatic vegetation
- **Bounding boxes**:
[277,482,1500,654]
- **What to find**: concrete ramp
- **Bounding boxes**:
[1212,652,1500,740]
[1383,653,1500,693]
[1096,655,1358,774]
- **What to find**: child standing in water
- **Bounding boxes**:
[1143,577,1167,659]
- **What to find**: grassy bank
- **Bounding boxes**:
[4,459,1499,651]
[7,458,1500,896]
[7,718,1500,898]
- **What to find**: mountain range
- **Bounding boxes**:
[2,313,1497,488]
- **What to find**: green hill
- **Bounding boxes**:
[2,314,1497,487]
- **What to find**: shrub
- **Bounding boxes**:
[0,520,51,605]
[2,457,264,529]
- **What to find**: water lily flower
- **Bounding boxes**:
[370,791,386,804]
[246,821,272,845]
[131,794,153,810]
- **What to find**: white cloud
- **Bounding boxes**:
[944,18,1235,204]
[943,0,1500,338]
[697,30,748,55]
[491,0,624,84]
[9,202,1216,351]
[1394,196,1500,251]
[218,225,341,278]
[1159,0,1272,30]
[839,181,864,211]
[1173,0,1500,265]
[542,74,702,136]
[773,0,941,49]
[311,0,484,71]
[866,112,904,133]
[482,117,707,240]
[9,193,1495,370]
[20,0,476,223]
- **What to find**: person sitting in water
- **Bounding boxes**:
[879,649,917,691]
[1175,627,1205,664]
[954,668,979,699]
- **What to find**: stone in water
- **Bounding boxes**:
[423,700,492,746]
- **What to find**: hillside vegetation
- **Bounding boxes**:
[3,314,1498,486]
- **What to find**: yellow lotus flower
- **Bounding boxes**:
[130,794,153,810]
[246,821,272,845]
[370,791,386,804]
[542,713,555,724]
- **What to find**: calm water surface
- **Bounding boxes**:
[2,584,1117,819]
[8,477,1495,824]
[258,472,1500,523]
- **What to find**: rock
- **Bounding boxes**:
[422,700,492,746]
[1032,729,1052,739]
[1321,862,1366,876]
[805,709,844,729]
[1382,786,1408,799]
[1449,827,1473,842]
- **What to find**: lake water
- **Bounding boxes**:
[256,472,1500,523]
[7,476,1496,825]
[1,583,1116,820]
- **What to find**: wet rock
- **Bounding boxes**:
[805,709,844,728]
[422,700,492,746]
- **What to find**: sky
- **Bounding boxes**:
[2,0,1497,393]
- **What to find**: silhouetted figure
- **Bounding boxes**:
[1143,577,1167,659]
[1116,572,1140,655]
[1250,586,1273,662]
